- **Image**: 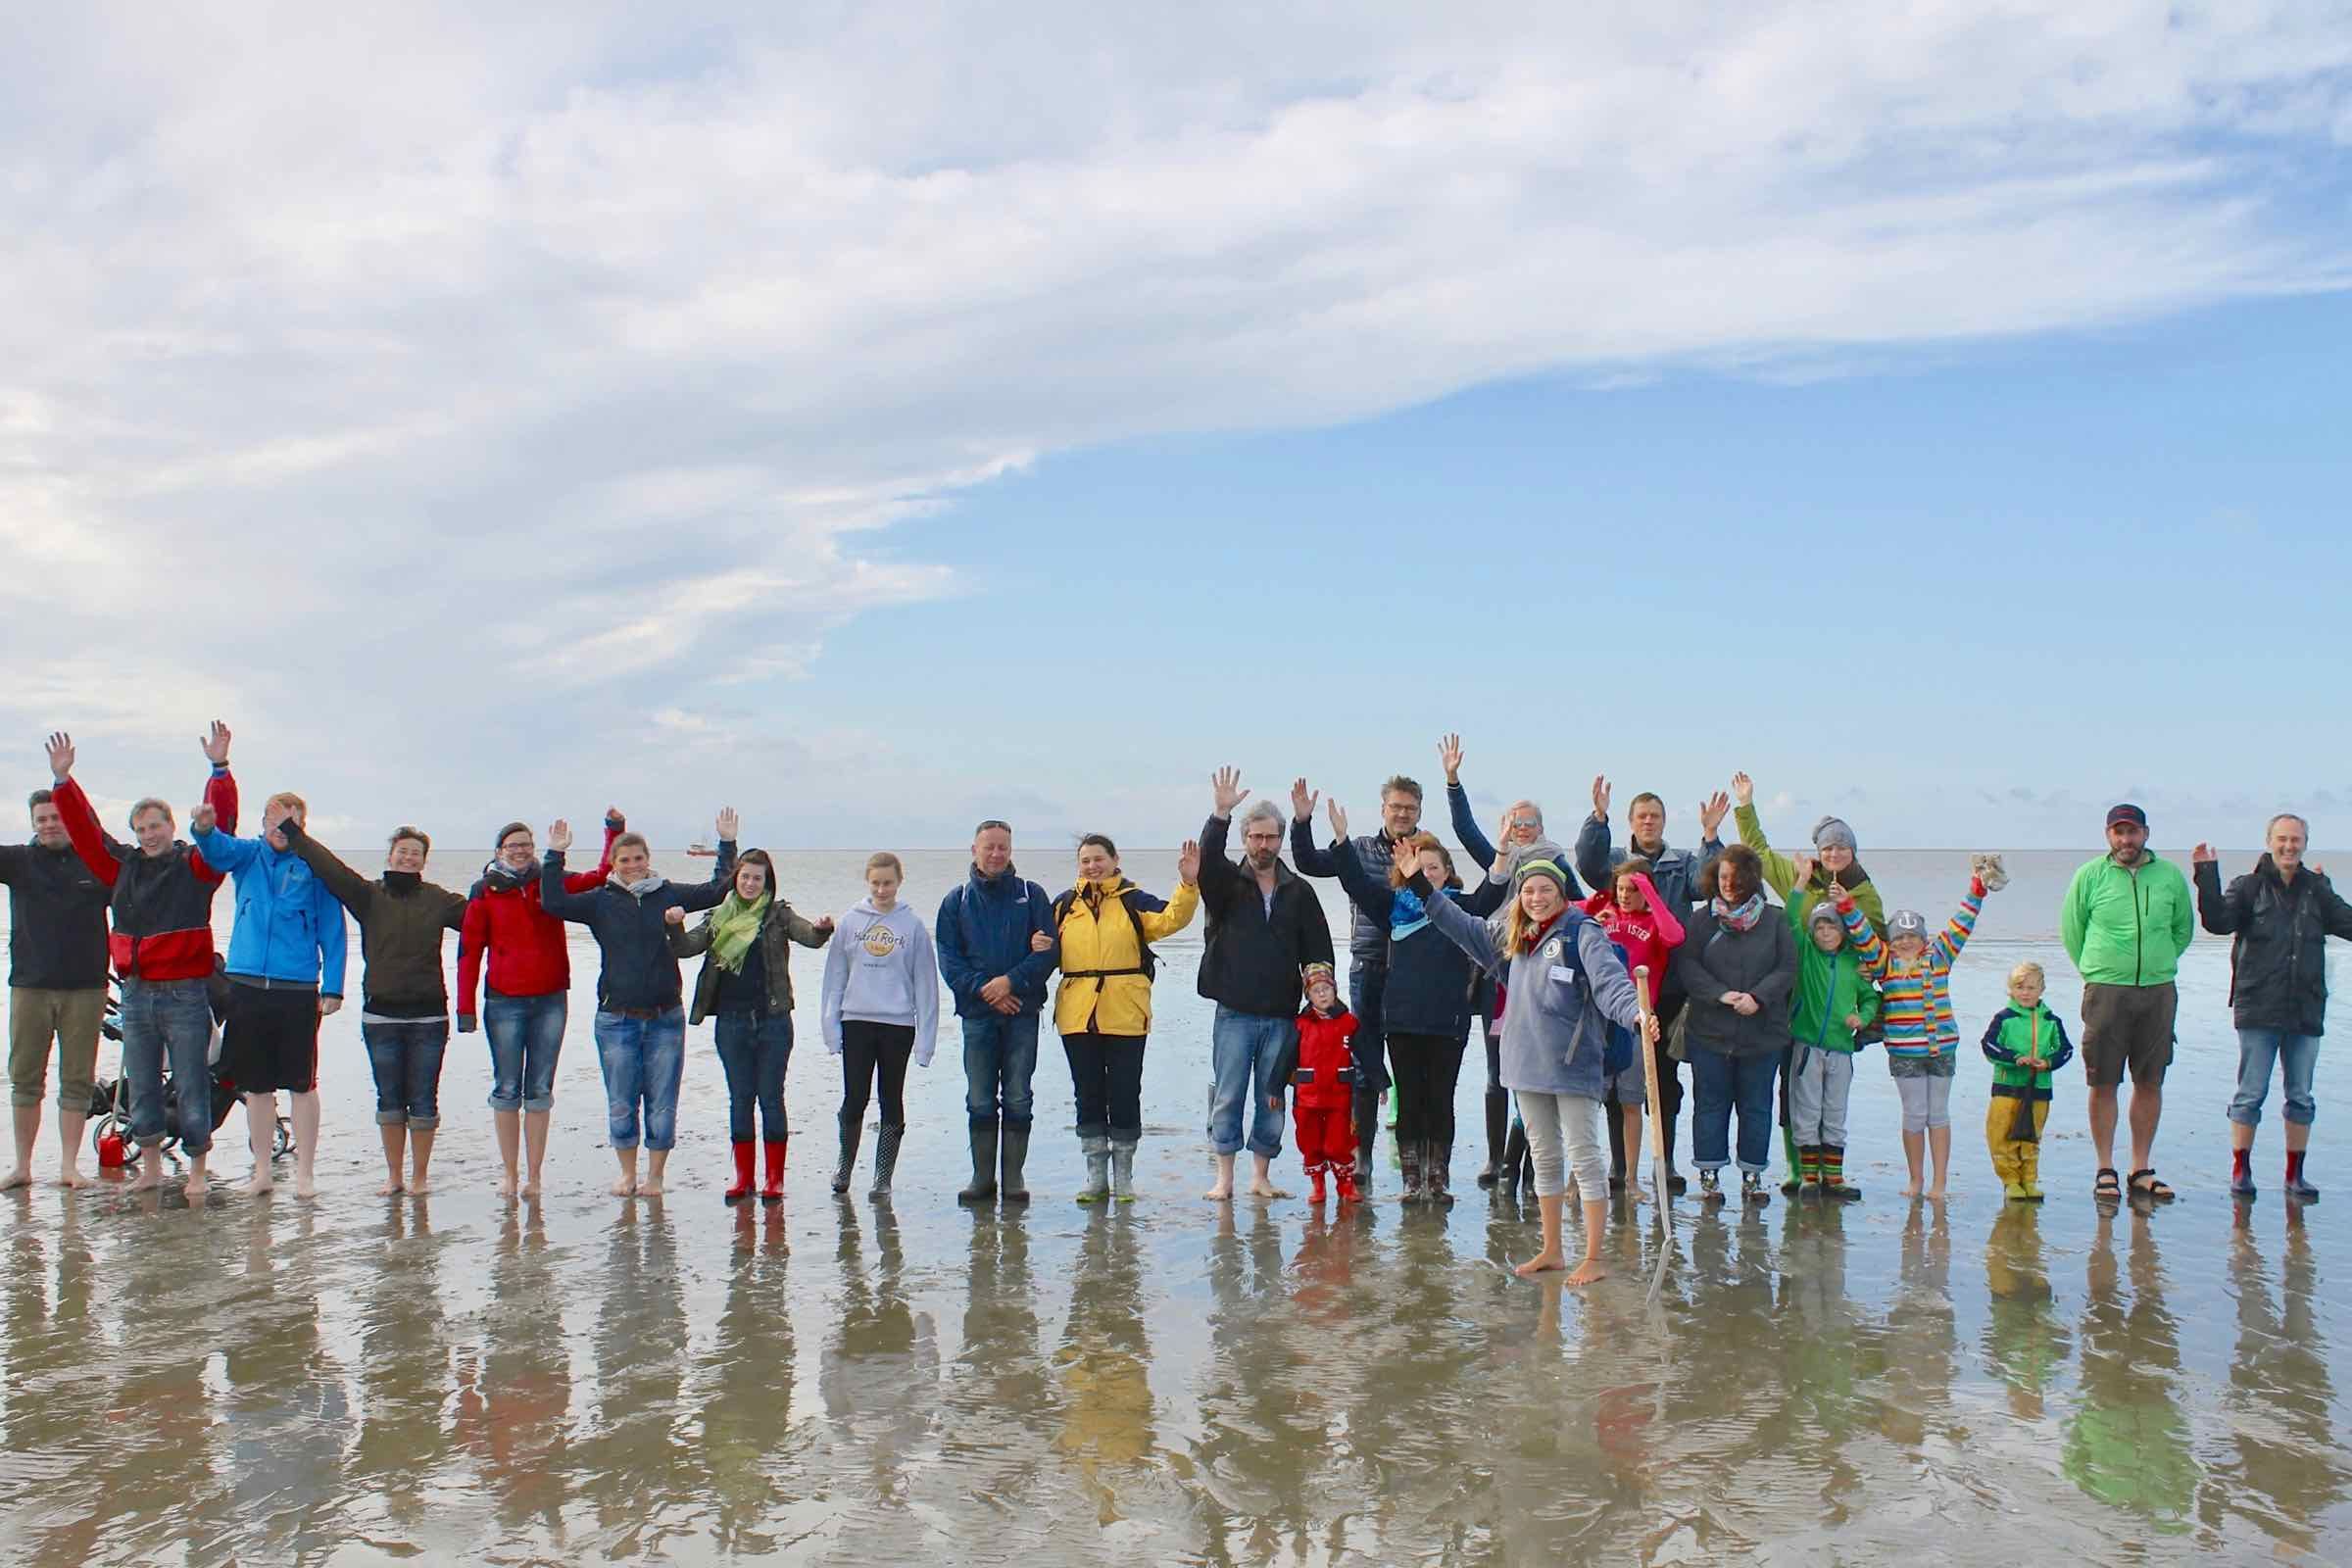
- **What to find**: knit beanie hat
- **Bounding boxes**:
[1511,858,1572,895]
[1807,902,1846,934]
[1888,909,1930,942]
[1811,816,1858,854]
[1301,961,1338,993]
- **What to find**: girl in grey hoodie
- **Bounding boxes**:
[820,853,940,1197]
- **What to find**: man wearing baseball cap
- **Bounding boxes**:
[2060,804,2195,1202]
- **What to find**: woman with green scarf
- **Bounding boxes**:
[668,849,834,1202]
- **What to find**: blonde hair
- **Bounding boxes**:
[2008,960,2045,988]
[265,791,307,820]
[865,852,904,877]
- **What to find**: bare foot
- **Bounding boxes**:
[242,1175,274,1198]
[497,1171,518,1198]
[1,1167,31,1192]
[1202,1182,1233,1201]
[611,1174,637,1197]
[376,1177,404,1197]
[1899,1182,1922,1199]
[1514,1251,1568,1278]
[57,1164,90,1190]
[521,1174,542,1200]
[408,1175,431,1197]
[1248,1180,1292,1200]
[637,1177,664,1198]
[183,1171,209,1200]
[293,1172,318,1199]
[128,1161,162,1193]
[1564,1258,1608,1288]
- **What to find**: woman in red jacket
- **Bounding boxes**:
[1583,858,1686,1195]
[457,809,620,1197]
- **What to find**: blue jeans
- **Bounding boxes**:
[1208,1005,1292,1158]
[713,1011,792,1143]
[483,990,564,1113]
[593,1007,686,1152]
[1690,1048,1778,1175]
[960,1011,1040,1127]
[363,1018,449,1129]
[120,976,215,1155]
[2231,1029,2321,1128]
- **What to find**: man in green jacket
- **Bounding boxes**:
[2060,804,2195,1203]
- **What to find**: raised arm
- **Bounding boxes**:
[1837,894,1888,980]
[779,900,834,950]
[1934,885,1985,969]
[1286,777,1342,877]
[1635,873,1686,947]
[1412,870,1503,975]
[188,817,262,875]
[46,776,124,888]
[1139,868,1201,942]
[1451,788,1499,874]
[316,881,349,1001]
[537,850,600,922]
[1326,824,1395,924]
[1195,809,1240,907]
[2192,855,2245,935]
[1571,809,1611,893]
[275,816,375,917]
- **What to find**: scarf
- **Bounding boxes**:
[707,890,770,972]
[1713,892,1767,932]
[609,872,668,899]
[482,857,536,892]
[1389,884,1431,942]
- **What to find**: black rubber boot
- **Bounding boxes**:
[1399,1138,1426,1203]
[1477,1088,1506,1188]
[1500,1121,1530,1195]
[830,1113,862,1196]
[999,1121,1031,1203]
[1605,1084,1628,1192]
[957,1119,1000,1204]
[1352,1084,1379,1197]
[1662,1110,1687,1195]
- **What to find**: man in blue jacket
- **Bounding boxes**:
[192,790,348,1199]
[935,818,1055,1204]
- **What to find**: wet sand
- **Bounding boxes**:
[2,848,2346,1563]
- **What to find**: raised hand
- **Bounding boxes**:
[547,818,572,854]
[1389,835,1419,878]
[1697,790,1731,839]
[1591,775,1611,820]
[1790,852,1817,889]
[1177,839,1201,887]
[2190,842,2219,866]
[1211,766,1249,818]
[44,731,74,781]
[662,906,686,926]
[814,914,836,934]
[1438,733,1464,785]
[1326,798,1349,842]
[200,721,232,766]
[191,802,217,836]
[1730,771,1754,808]
[715,807,740,841]
[1290,777,1317,823]
[605,805,625,829]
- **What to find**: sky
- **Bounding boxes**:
[5,3,2349,856]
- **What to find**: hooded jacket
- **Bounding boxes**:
[1982,1001,2076,1100]
[671,892,832,1025]
[1047,875,1199,1038]
[1675,904,1799,1058]
[53,768,240,982]
[1195,813,1336,1018]
[454,816,620,1016]
[1323,835,1474,1040]
[1582,875,1687,998]
[821,897,940,1065]
[279,817,466,1016]
[2194,856,2352,1036]
[190,821,349,995]
[1420,892,1643,1099]
[934,864,1056,1019]
[538,842,735,1011]
[2061,852,2194,989]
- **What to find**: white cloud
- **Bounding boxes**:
[1,3,2346,836]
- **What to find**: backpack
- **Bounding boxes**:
[1553,911,1638,1077]
[1052,885,1158,983]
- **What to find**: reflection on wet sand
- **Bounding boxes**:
[2065,1203,2194,1537]
[2221,1202,2347,1552]
[1055,1214,1154,1524]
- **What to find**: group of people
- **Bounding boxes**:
[5,728,2347,1284]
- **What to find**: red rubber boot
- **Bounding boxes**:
[724,1142,756,1204]
[760,1141,787,1203]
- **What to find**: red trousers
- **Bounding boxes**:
[1295,1098,1356,1171]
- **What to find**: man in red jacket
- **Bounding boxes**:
[44,724,238,1197]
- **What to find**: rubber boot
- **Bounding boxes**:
[1075,1136,1111,1203]
[1429,1141,1455,1206]
[1352,1087,1378,1198]
[1109,1140,1138,1203]
[1308,1163,1328,1203]
[725,1141,756,1204]
[957,1119,1000,1204]
[1501,1121,1530,1195]
[1605,1086,1628,1193]
[1399,1138,1426,1203]
[999,1120,1031,1204]
[1335,1161,1361,1203]
[1477,1088,1507,1188]
[760,1140,786,1203]
[1662,1110,1687,1196]
[829,1114,862,1196]
[868,1123,904,1197]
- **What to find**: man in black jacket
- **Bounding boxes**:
[2,788,114,1189]
[2194,815,2352,1200]
[1198,768,1334,1201]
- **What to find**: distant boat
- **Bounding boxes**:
[685,841,716,858]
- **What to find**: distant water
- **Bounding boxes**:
[1,843,2347,1563]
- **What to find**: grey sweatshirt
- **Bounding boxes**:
[1423,890,1642,1099]
[820,898,941,1066]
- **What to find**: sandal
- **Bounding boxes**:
[2128,1168,2177,1203]
[2094,1167,2122,1200]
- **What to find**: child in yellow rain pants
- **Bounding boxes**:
[1979,960,2075,1201]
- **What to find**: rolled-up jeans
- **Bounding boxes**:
[1207,1005,1291,1158]
[1691,1048,1778,1174]
[363,1017,449,1129]
[483,990,564,1113]
[121,976,216,1155]
[593,1007,686,1152]
[2230,1029,2321,1128]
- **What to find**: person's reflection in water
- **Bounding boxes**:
[1054,1212,1156,1527]
[1191,1200,1317,1563]
[452,1200,574,1544]
[697,1201,795,1553]
[93,1201,233,1561]
[2225,1201,2346,1551]
[220,1206,350,1562]
[1983,1205,2067,1420]
[1774,1199,1866,1503]
[954,1208,1048,1491]
[2063,1203,2194,1535]
[0,1205,107,1565]
[350,1200,451,1536]
[1876,1201,1955,1450]
[818,1199,940,1512]
[577,1202,706,1556]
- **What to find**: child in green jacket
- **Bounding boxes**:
[1980,960,2074,1201]
[1787,902,1882,1199]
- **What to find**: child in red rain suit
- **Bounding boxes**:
[1291,963,1360,1203]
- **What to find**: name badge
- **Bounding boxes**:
[1548,965,1576,984]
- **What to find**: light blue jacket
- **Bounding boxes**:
[1423,894,1642,1099]
[191,825,348,994]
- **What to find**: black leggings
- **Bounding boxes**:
[1063,1031,1146,1143]
[840,1020,913,1130]
[1387,1031,1468,1149]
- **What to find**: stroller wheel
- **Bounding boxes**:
[273,1117,295,1160]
